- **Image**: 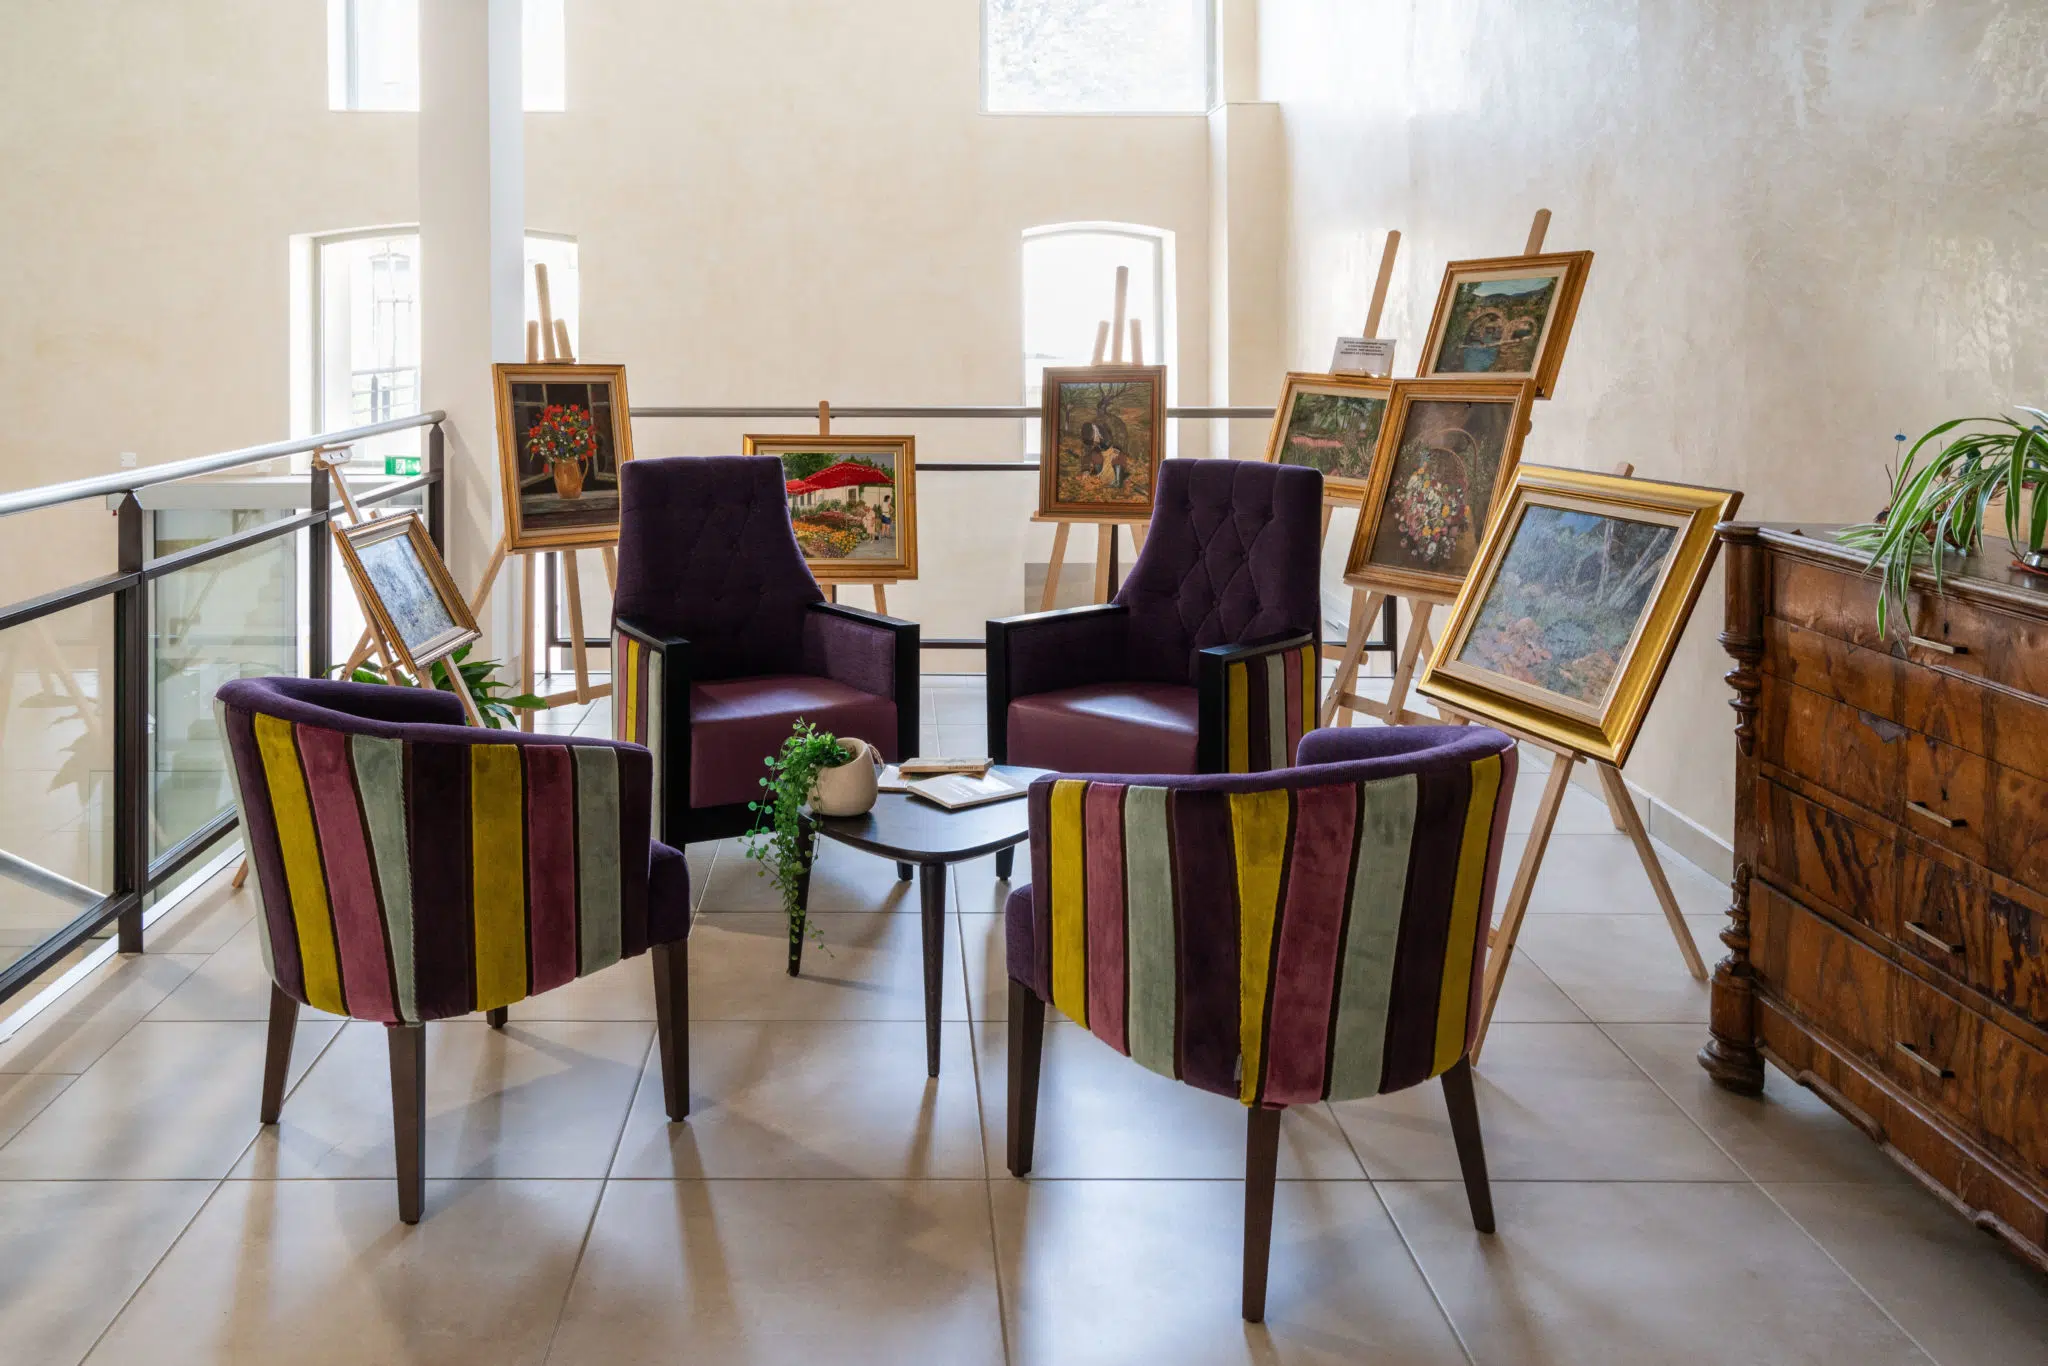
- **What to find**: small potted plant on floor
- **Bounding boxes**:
[743,721,880,975]
[1843,407,2048,630]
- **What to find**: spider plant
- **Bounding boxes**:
[1840,408,2048,633]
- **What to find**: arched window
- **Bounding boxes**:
[1022,223,1174,455]
[985,0,1214,113]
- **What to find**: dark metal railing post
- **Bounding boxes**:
[426,422,446,552]
[112,493,147,953]
[308,462,331,679]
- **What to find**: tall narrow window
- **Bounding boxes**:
[985,0,1213,113]
[1022,224,1173,455]
[328,0,567,112]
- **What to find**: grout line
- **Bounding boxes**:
[71,1175,229,1362]
[959,906,1014,1366]
[1746,1181,1947,1366]
[1363,1174,1479,1366]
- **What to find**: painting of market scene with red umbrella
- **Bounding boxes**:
[742,435,919,581]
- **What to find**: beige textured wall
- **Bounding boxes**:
[1258,0,2048,841]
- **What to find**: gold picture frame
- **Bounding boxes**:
[336,513,481,678]
[739,434,919,583]
[1038,364,1168,522]
[1259,372,1394,501]
[1417,251,1593,399]
[1343,378,1537,601]
[492,361,636,552]
[1418,464,1741,766]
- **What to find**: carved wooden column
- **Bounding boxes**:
[1699,524,1767,1094]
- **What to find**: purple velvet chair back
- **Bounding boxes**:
[614,456,824,681]
[1114,460,1324,685]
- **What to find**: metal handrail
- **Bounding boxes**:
[0,410,446,520]
[630,404,1277,421]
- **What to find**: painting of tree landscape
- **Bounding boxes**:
[1274,384,1386,490]
[1040,367,1164,517]
[1431,272,1562,377]
[1455,503,1680,711]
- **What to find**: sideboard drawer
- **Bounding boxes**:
[1899,843,2048,1028]
[1757,676,1904,821]
[1753,778,1896,938]
[1753,880,1892,1067]
[1901,732,2048,888]
[1890,970,2048,1175]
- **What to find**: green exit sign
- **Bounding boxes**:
[385,455,422,476]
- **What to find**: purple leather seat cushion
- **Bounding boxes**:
[692,675,900,808]
[1006,682,1198,777]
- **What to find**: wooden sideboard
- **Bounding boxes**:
[1704,523,2048,1271]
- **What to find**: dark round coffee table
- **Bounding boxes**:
[798,766,1046,1077]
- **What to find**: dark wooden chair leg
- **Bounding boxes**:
[789,821,816,978]
[1242,1105,1282,1323]
[387,1023,427,1224]
[1441,1056,1495,1233]
[259,984,297,1124]
[995,846,1014,881]
[919,861,947,1077]
[1006,979,1045,1176]
[895,861,912,881]
[652,939,690,1121]
[485,1006,508,1030]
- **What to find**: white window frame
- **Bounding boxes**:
[1021,221,1178,456]
[326,0,567,112]
[981,0,1217,116]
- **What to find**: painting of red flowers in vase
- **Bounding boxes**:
[492,363,635,551]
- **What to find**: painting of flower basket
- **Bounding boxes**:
[741,435,918,583]
[1419,464,1740,766]
[492,362,635,552]
[1344,379,1537,601]
[1260,373,1392,500]
[1417,251,1593,399]
[1038,364,1167,521]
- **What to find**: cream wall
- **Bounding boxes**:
[1258,0,2048,842]
[0,1,1218,638]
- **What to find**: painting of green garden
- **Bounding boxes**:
[1457,504,1679,707]
[1278,390,1386,482]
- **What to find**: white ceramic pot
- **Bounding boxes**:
[809,737,881,816]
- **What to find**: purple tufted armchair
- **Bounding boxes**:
[985,459,1325,876]
[612,456,920,848]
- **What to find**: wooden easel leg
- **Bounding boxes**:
[824,583,838,604]
[444,655,487,727]
[231,858,249,890]
[1595,762,1708,981]
[873,584,888,614]
[1473,752,1576,1065]
[563,552,592,704]
[1093,524,1113,604]
[1320,589,1379,728]
[1383,604,1435,722]
[1128,522,1146,554]
[1319,505,1333,541]
[519,551,537,733]
[468,539,508,618]
[1041,522,1071,612]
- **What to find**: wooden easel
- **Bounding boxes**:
[809,400,895,615]
[1034,265,1150,610]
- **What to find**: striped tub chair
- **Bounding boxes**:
[217,676,692,1224]
[1003,723,1517,1321]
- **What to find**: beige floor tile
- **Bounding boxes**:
[978,1022,1367,1180]
[952,853,1019,918]
[610,1020,984,1179]
[697,837,919,915]
[235,1019,649,1181]
[1502,831,1727,917]
[143,867,256,955]
[926,690,988,727]
[1507,760,1619,836]
[1331,1023,1741,1182]
[84,1178,601,1366]
[1514,913,1719,1023]
[961,913,1011,1020]
[147,919,307,1023]
[0,951,208,1073]
[1486,952,1588,1024]
[546,1180,1004,1366]
[993,1178,1467,1365]
[502,953,658,1021]
[1766,1181,2048,1366]
[0,1180,214,1366]
[1604,1023,1910,1184]
[1377,1181,1932,1366]
[686,911,968,1021]
[0,1069,73,1147]
[0,1019,339,1179]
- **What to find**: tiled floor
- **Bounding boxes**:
[2,673,2046,1364]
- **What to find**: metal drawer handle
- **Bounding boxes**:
[1907,634,1967,656]
[1905,800,1964,829]
[1894,1040,1955,1080]
[1903,920,1964,955]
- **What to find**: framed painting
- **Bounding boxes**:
[1260,372,1393,501]
[1417,251,1593,399]
[1343,378,1538,601]
[1418,464,1741,765]
[740,434,919,582]
[336,513,480,678]
[1038,364,1167,521]
[492,362,636,552]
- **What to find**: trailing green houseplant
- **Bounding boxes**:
[338,644,545,729]
[1841,408,2048,632]
[741,720,849,976]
